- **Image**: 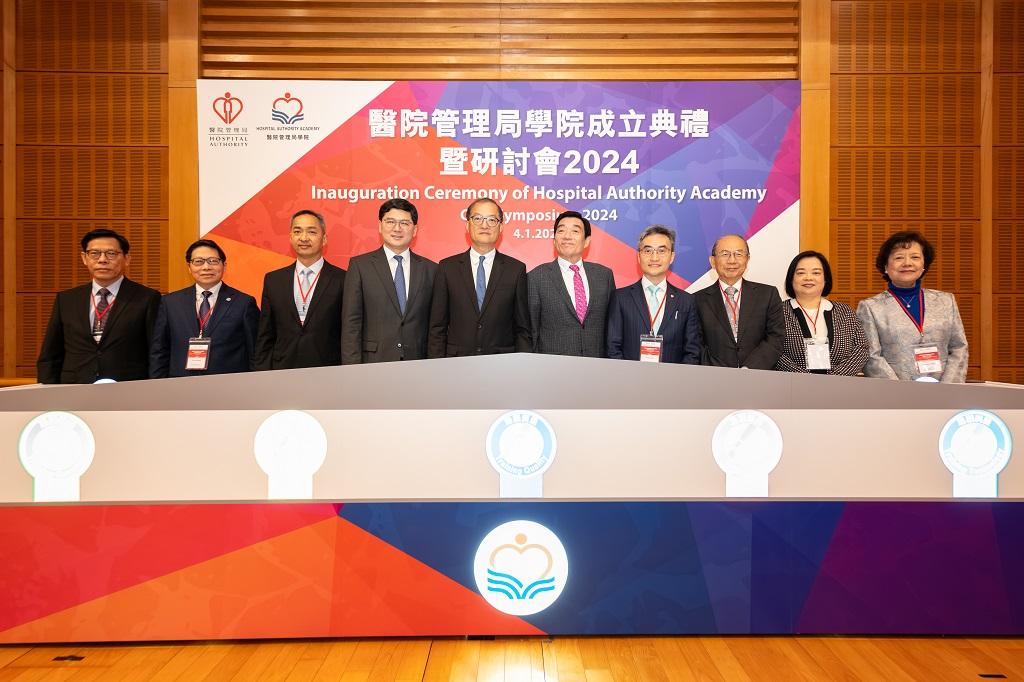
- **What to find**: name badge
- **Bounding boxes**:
[913,344,942,375]
[639,334,663,363]
[804,339,831,371]
[186,337,212,371]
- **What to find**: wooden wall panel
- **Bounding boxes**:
[831,149,979,220]
[18,73,168,146]
[199,0,800,80]
[17,0,165,72]
[14,0,168,378]
[17,148,167,219]
[993,0,1022,379]
[832,74,979,146]
[832,1,978,73]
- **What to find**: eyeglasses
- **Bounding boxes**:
[189,257,223,267]
[83,249,123,261]
[640,246,671,257]
[469,214,501,228]
[382,218,414,229]
[714,250,749,260]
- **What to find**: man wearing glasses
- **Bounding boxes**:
[36,228,161,383]
[253,209,346,370]
[427,198,530,358]
[693,233,784,369]
[149,239,259,377]
[607,225,702,364]
[342,198,437,363]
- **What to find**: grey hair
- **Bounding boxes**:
[637,224,676,251]
[710,233,749,256]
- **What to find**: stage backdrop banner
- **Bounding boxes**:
[197,81,800,298]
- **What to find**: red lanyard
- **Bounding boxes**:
[890,289,925,334]
[296,268,321,306]
[648,286,668,333]
[90,291,116,326]
[796,301,821,336]
[196,297,215,335]
[719,283,741,329]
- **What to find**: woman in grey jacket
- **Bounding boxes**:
[856,231,968,382]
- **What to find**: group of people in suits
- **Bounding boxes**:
[36,202,967,385]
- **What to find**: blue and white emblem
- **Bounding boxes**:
[938,409,1012,498]
[486,410,557,478]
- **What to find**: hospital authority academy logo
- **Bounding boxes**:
[271,92,304,125]
[474,520,568,616]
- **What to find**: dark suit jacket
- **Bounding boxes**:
[606,280,702,364]
[341,247,437,363]
[149,283,260,378]
[428,250,531,358]
[252,261,345,370]
[694,278,785,370]
[36,278,161,383]
[527,259,615,358]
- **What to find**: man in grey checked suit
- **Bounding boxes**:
[527,210,615,357]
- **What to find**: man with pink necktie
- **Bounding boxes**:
[527,210,615,357]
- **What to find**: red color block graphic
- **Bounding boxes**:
[329,518,545,637]
[0,515,542,642]
[0,504,339,633]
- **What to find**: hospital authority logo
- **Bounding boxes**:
[212,92,243,124]
[271,92,304,125]
[473,520,568,616]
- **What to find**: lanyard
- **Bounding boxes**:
[648,286,668,334]
[196,298,215,336]
[796,301,821,336]
[296,268,321,307]
[719,283,741,329]
[890,289,925,335]
[90,291,116,326]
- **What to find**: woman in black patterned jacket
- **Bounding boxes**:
[774,251,868,376]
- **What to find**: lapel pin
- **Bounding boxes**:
[225,297,232,302]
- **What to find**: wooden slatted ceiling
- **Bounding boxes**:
[200,0,800,79]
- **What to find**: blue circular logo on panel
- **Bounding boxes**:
[485,410,557,478]
[938,409,1012,477]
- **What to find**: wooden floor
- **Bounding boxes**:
[1,637,1022,681]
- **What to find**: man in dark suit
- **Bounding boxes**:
[252,209,346,370]
[37,228,161,383]
[342,198,437,363]
[149,239,259,378]
[693,233,785,369]
[607,225,702,363]
[527,210,615,357]
[428,198,530,357]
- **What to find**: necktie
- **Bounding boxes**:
[476,255,487,309]
[393,255,407,315]
[93,288,110,337]
[569,264,587,323]
[198,290,212,333]
[647,284,661,331]
[725,285,739,339]
[303,268,313,288]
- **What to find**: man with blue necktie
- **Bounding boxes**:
[606,225,702,363]
[342,198,437,363]
[428,198,530,358]
[149,239,259,377]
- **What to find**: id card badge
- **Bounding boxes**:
[913,344,942,375]
[639,334,663,363]
[186,337,212,371]
[804,339,831,371]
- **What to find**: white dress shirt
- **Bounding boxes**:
[293,257,324,322]
[383,245,411,298]
[470,248,496,291]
